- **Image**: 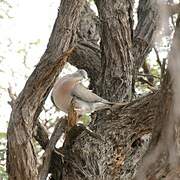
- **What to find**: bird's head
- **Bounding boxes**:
[77,69,88,79]
[73,69,88,81]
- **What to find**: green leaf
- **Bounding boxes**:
[0,132,6,139]
[0,165,8,179]
[80,115,91,125]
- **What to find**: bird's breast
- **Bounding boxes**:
[52,90,73,113]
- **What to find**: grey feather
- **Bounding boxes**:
[71,83,110,104]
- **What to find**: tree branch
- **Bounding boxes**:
[95,0,134,101]
[162,3,180,16]
[68,1,101,90]
[69,41,101,89]
[142,61,155,83]
[132,0,159,75]
[135,15,180,180]
[34,121,49,150]
[34,92,160,180]
[39,117,67,180]
[60,91,160,179]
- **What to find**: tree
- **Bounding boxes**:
[6,0,180,179]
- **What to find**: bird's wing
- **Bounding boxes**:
[71,83,108,103]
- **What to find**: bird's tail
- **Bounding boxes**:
[106,101,128,108]
[93,101,128,112]
[110,102,128,108]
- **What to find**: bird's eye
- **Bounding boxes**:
[78,69,88,79]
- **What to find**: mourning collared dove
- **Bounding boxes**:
[51,69,119,115]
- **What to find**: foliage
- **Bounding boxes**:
[0,166,8,180]
[80,114,91,125]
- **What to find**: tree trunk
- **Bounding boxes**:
[135,15,180,180]
[95,0,133,101]
[6,0,85,179]
[60,0,160,179]
[61,92,159,180]
[6,0,180,180]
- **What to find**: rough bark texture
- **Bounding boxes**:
[69,41,101,90]
[69,2,101,91]
[39,117,67,180]
[62,1,160,179]
[6,0,85,179]
[70,0,159,98]
[95,0,133,101]
[7,0,179,180]
[135,15,180,180]
[132,0,159,93]
[61,92,159,180]
[133,0,159,71]
[6,49,74,180]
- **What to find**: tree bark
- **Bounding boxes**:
[39,117,67,180]
[6,0,179,180]
[95,0,134,101]
[69,0,159,97]
[49,0,161,179]
[6,0,85,179]
[69,2,101,90]
[135,15,180,180]
[69,41,101,90]
[133,0,159,71]
[61,92,159,179]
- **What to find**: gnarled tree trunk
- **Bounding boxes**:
[6,0,180,180]
[6,0,85,179]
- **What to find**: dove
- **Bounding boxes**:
[51,69,124,115]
